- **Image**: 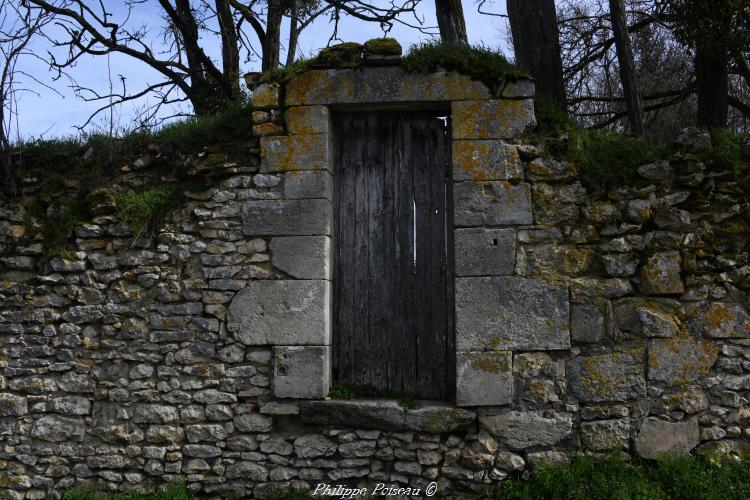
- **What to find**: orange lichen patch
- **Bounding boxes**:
[400,71,491,101]
[285,70,332,105]
[452,141,493,182]
[469,351,511,373]
[452,99,534,140]
[158,317,186,329]
[581,356,617,397]
[0,475,30,488]
[4,225,25,238]
[252,83,280,108]
[252,122,284,136]
[578,346,644,399]
[639,252,684,295]
[483,326,514,350]
[706,302,735,333]
[286,106,329,135]
[648,338,718,386]
[260,135,328,173]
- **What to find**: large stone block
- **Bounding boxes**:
[647,338,718,385]
[285,67,493,105]
[273,346,330,399]
[639,251,684,295]
[227,280,330,345]
[286,105,330,134]
[635,417,699,459]
[454,228,515,276]
[260,134,330,173]
[242,199,331,236]
[252,83,280,108]
[690,302,750,339]
[283,171,332,200]
[452,140,523,181]
[403,404,477,433]
[456,351,513,406]
[567,346,646,402]
[300,400,475,432]
[452,99,536,140]
[270,236,331,280]
[480,411,573,450]
[453,182,533,226]
[456,277,570,351]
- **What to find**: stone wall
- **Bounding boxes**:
[0,64,749,498]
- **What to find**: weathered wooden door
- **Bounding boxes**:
[333,111,454,401]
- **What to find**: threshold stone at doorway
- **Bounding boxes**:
[299,399,476,433]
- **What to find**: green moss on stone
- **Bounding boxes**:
[402,41,527,89]
[364,38,402,56]
[316,42,363,68]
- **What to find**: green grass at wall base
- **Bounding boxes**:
[52,454,750,500]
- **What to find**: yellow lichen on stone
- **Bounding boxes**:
[252,122,284,136]
[286,106,329,135]
[705,302,735,334]
[260,134,329,173]
[252,83,280,108]
[453,141,493,181]
[469,352,511,373]
[4,225,25,238]
[452,99,535,140]
[285,67,492,106]
[363,38,402,56]
[316,42,363,67]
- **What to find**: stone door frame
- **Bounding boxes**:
[236,66,543,406]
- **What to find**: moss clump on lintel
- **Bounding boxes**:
[315,42,364,68]
[364,38,402,56]
[256,38,528,88]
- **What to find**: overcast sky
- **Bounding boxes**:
[14,0,511,139]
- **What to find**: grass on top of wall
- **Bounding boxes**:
[12,100,251,194]
[402,41,528,89]
[262,58,315,84]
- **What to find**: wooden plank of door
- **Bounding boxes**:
[333,111,452,399]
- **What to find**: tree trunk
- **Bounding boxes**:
[695,41,728,129]
[216,0,240,100]
[0,130,14,197]
[608,0,644,135]
[435,0,468,45]
[263,0,283,71]
[174,0,219,114]
[507,0,566,110]
[286,0,299,67]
